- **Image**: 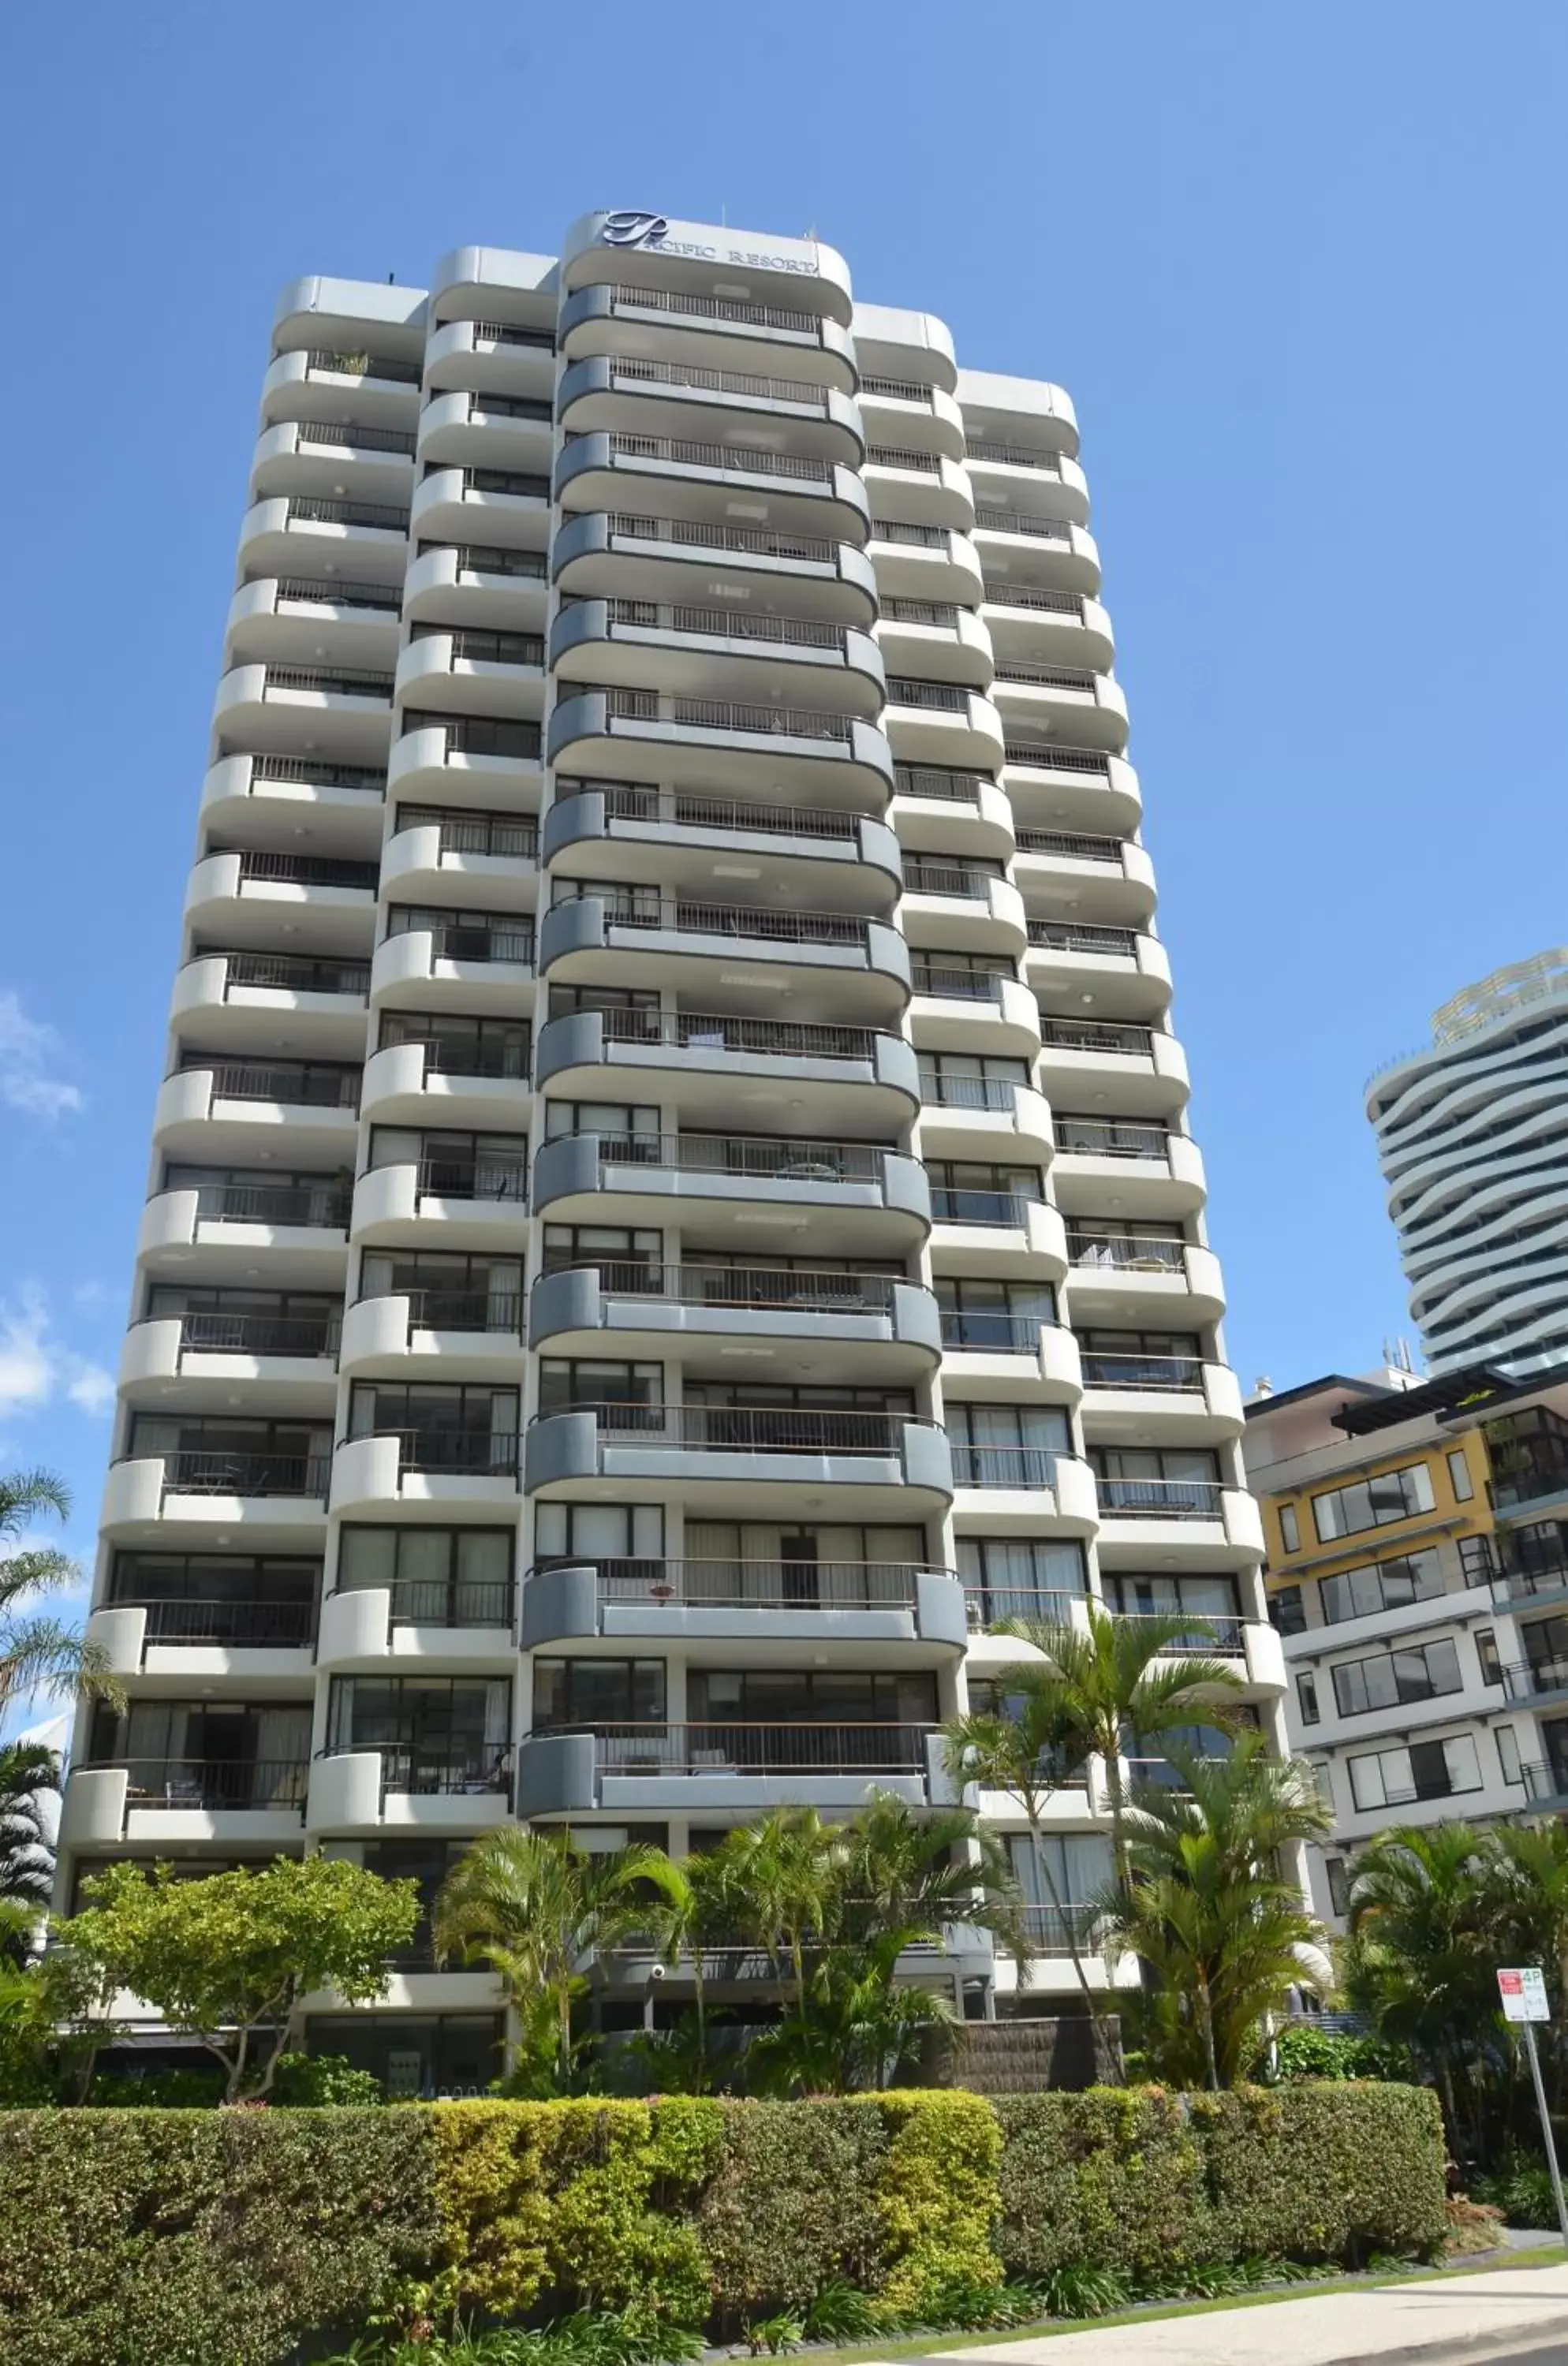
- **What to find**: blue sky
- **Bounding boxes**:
[1,0,1563,1592]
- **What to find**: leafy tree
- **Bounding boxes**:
[1096,1734,1332,2088]
[0,1741,62,1956]
[1345,1823,1496,2153]
[60,1856,420,2099]
[0,1470,121,1737]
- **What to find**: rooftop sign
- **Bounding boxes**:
[599,211,822,278]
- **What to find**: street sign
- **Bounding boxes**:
[1498,1967,1551,2023]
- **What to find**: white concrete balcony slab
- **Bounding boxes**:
[950,1448,1099,1538]
[533,1008,919,1128]
[63,1763,308,1849]
[213,661,394,762]
[1034,1023,1189,1117]
[863,450,973,530]
[417,389,553,473]
[536,892,909,1017]
[883,688,1004,771]
[396,631,545,720]
[876,604,994,689]
[1063,1237,1226,1327]
[856,380,965,461]
[349,1159,529,1252]
[170,952,369,1058]
[315,1583,515,1674]
[887,769,1014,863]
[973,514,1100,596]
[549,596,885,714]
[199,752,386,850]
[388,721,543,812]
[138,1181,349,1283]
[1002,745,1142,837]
[917,1080,1055,1168]
[1079,1357,1245,1446]
[935,1319,1083,1405]
[249,418,416,506]
[359,1042,531,1130]
[84,1600,315,1687]
[555,431,871,545]
[928,1195,1067,1281]
[118,1314,338,1411]
[1026,927,1174,1023]
[865,524,984,603]
[425,316,557,398]
[380,818,539,908]
[908,971,1041,1061]
[901,865,1025,955]
[519,1558,965,1654]
[518,1724,950,1820]
[402,541,548,634]
[530,1131,929,1256]
[1011,828,1156,924]
[100,1452,327,1544]
[411,467,550,553]
[307,1749,513,1836]
[151,1063,360,1164]
[964,446,1090,527]
[552,509,877,623]
[525,1405,953,1518]
[991,668,1129,755]
[557,353,864,465]
[541,782,901,902]
[261,346,422,432]
[184,850,377,954]
[527,1263,942,1382]
[547,689,895,800]
[1092,1483,1265,1569]
[983,590,1115,675]
[557,282,857,393]
[223,576,401,671]
[237,494,409,586]
[328,1431,520,1518]
[1047,1128,1208,1222]
[369,927,536,1019]
[338,1291,523,1382]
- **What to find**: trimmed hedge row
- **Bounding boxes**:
[0,2085,1446,2366]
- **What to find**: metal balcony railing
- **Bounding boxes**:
[910,962,1010,1002]
[886,678,969,712]
[402,714,543,761]
[263,663,395,699]
[931,1186,1036,1227]
[1066,1231,1185,1271]
[353,1426,521,1476]
[375,1745,514,1797]
[394,805,538,860]
[1521,1762,1568,1804]
[179,1058,361,1108]
[871,521,947,548]
[338,1577,516,1629]
[459,467,550,500]
[1015,827,1125,864]
[469,321,556,350]
[1491,1450,1568,1512]
[394,1035,530,1080]
[918,1073,1017,1111]
[416,1155,528,1203]
[595,596,846,651]
[1112,1610,1245,1653]
[1504,1659,1568,1702]
[607,283,820,335]
[235,849,380,890]
[598,430,832,485]
[117,1595,318,1648]
[247,752,386,797]
[973,508,1072,541]
[606,511,837,564]
[996,663,1099,693]
[286,496,409,531]
[966,442,1067,474]
[415,920,535,965]
[602,687,857,745]
[1081,1352,1204,1392]
[155,1448,331,1497]
[1491,1555,1568,1605]
[293,419,417,457]
[1003,741,1111,774]
[858,377,935,405]
[904,859,996,898]
[563,1721,934,1774]
[409,625,545,667]
[91,1757,310,1811]
[580,1557,931,1610]
[543,1401,925,1458]
[593,1007,890,1064]
[274,576,403,613]
[212,950,371,996]
[951,1444,1062,1488]
[174,1309,340,1358]
[964,1585,1081,1632]
[397,1288,523,1333]
[589,1131,894,1185]
[865,445,941,475]
[190,1180,350,1228]
[893,765,986,804]
[984,585,1084,615]
[306,347,423,384]
[1029,922,1139,957]
[544,1260,899,1314]
[595,782,863,843]
[1017,1903,1104,1952]
[1055,1119,1170,1160]
[939,1312,1043,1353]
[1096,1477,1224,1520]
[607,355,831,409]
[586,892,869,950]
[446,542,550,580]
[882,600,960,628]
[1040,1017,1155,1056]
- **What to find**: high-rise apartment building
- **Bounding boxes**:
[1368,947,1568,1375]
[59,213,1284,2093]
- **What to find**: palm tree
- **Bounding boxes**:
[1096,1735,1332,2088]
[0,1743,62,1962]
[1477,1820,1568,2114]
[1346,1823,1497,2155]
[643,1842,750,2086]
[0,1471,120,1737]
[433,1827,678,2091]
[702,1808,836,2019]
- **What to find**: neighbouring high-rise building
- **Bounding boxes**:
[59,212,1285,2094]
[1368,947,1568,1376]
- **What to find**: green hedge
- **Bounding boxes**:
[0,2084,1447,2366]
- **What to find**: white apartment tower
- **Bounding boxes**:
[60,214,1285,2094]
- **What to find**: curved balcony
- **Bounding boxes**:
[63,1761,308,1850]
[249,417,416,505]
[369,922,536,1017]
[883,681,1004,770]
[531,1130,930,1253]
[864,449,975,535]
[315,1576,516,1676]
[382,811,538,908]
[417,388,553,472]
[972,511,1100,596]
[223,576,401,670]
[1047,1121,1208,1222]
[555,431,871,543]
[350,1154,529,1251]
[1062,1233,1226,1326]
[950,1446,1099,1538]
[558,282,857,392]
[549,596,884,712]
[84,1595,316,1684]
[184,849,377,952]
[551,509,877,622]
[119,1309,339,1410]
[200,752,386,849]
[524,1402,953,1517]
[1078,1354,1245,1446]
[1091,1480,1264,1570]
[170,949,369,1057]
[907,966,1041,1061]
[958,377,1077,455]
[547,689,894,800]
[528,1262,941,1377]
[329,1427,520,1517]
[557,353,864,465]
[338,1290,524,1382]
[917,1077,1055,1168]
[865,522,985,603]
[395,628,545,718]
[139,1177,349,1282]
[542,783,900,905]
[517,1723,946,1819]
[929,1191,1068,1282]
[519,1556,965,1653]
[1000,742,1142,837]
[888,767,1014,864]
[991,666,1128,757]
[212,661,393,759]
[360,1040,531,1129]
[402,541,549,633]
[102,1446,329,1542]
[560,218,853,317]
[1026,923,1173,1021]
[964,443,1090,527]
[1012,827,1156,924]
[388,717,543,811]
[536,891,909,1013]
[984,588,1115,677]
[236,494,409,584]
[425,315,557,397]
[533,1007,919,1125]
[857,377,965,461]
[1036,1017,1189,1115]
[902,860,1027,954]
[411,466,550,551]
[308,1746,514,1838]
[876,602,994,690]
[261,345,423,431]
[936,1315,1083,1402]
[151,1061,360,1162]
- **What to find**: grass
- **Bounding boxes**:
[794,2245,1568,2364]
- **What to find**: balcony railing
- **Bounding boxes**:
[1491,1451,1568,1513]
[592,782,864,844]
[416,1155,528,1204]
[174,1309,340,1358]
[606,283,820,335]
[155,1448,330,1497]
[353,1427,521,1476]
[1002,741,1111,774]
[865,445,942,475]
[1096,1477,1223,1520]
[306,347,423,384]
[605,355,831,409]
[286,496,409,531]
[605,512,836,564]
[894,765,985,803]
[584,892,869,950]
[589,1131,895,1185]
[1017,1903,1104,1953]
[859,377,934,405]
[189,1180,350,1228]
[967,442,1066,475]
[904,859,995,898]
[578,1557,931,1610]
[211,951,371,996]
[973,508,1072,541]
[398,1287,523,1332]
[1039,1017,1155,1057]
[1055,1120,1170,1160]
[250,753,387,795]
[883,601,960,629]
[871,521,946,548]
[335,1577,516,1629]
[395,805,538,860]
[445,542,550,580]
[470,320,556,350]
[595,430,833,485]
[951,1444,1062,1488]
[1521,1763,1568,1804]
[939,1312,1043,1353]
[409,920,535,965]
[389,1035,529,1080]
[543,1401,925,1458]
[985,585,1084,616]
[264,662,395,700]
[964,1586,1081,1632]
[410,625,545,667]
[375,1745,513,1797]
[459,466,550,500]
[592,596,846,651]
[919,1073,1017,1111]
[119,1595,319,1648]
[294,419,417,457]
[559,1721,934,1774]
[465,391,552,421]
[1491,1556,1568,1606]
[886,679,969,712]
[910,963,1011,1002]
[1081,1352,1204,1392]
[1015,827,1125,863]
[602,688,856,744]
[274,576,403,613]
[543,1260,899,1314]
[235,849,379,890]
[402,714,543,762]
[996,662,1099,692]
[1112,1610,1245,1653]
[180,1058,360,1109]
[593,1007,892,1065]
[1066,1231,1185,1271]
[89,1757,309,1811]
[1504,1659,1568,1703]
[931,1186,1036,1227]
[1029,922,1138,957]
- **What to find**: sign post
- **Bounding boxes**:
[1498,1969,1568,2248]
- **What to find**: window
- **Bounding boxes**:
[1312,1461,1435,1543]
[1318,1549,1445,1627]
[366,1128,528,1200]
[1006,1832,1114,1927]
[1497,1725,1524,1786]
[540,1226,662,1280]
[537,1361,663,1426]
[1447,1448,1476,1503]
[1296,1672,1320,1726]
[684,1521,929,1609]
[1330,1636,1462,1717]
[917,1053,1031,1111]
[934,1278,1056,1349]
[346,1383,519,1472]
[1347,1733,1481,1812]
[532,1660,666,1729]
[1278,1504,1300,1553]
[303,2012,502,2099]
[1324,1857,1351,1917]
[106,1552,320,1647]
[924,1160,1043,1226]
[532,1502,665,1570]
[1088,1446,1220,1514]
[335,1528,513,1626]
[947,1401,1070,1486]
[958,1536,1087,1626]
[357,1251,522,1330]
[543,1099,659,1142]
[378,1011,531,1077]
[326,1676,511,1790]
[1475,1627,1503,1687]
[1270,1583,1306,1636]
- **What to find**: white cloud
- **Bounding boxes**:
[0,991,84,1121]
[65,1364,115,1418]
[0,1292,115,1422]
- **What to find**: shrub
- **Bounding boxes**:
[873,2091,1002,2319]
[1266,2025,1411,2084]
[1472,2161,1560,2230]
[270,2051,385,2107]
[696,2099,889,2319]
